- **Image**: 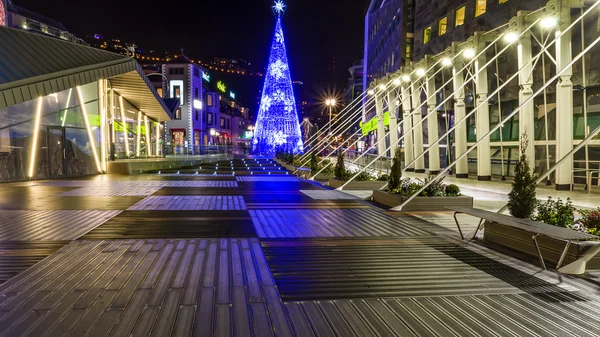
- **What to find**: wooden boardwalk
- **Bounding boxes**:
[0,239,294,337]
[0,157,598,336]
[128,196,247,211]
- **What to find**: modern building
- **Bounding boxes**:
[356,0,600,190]
[160,53,205,155]
[0,25,173,183]
[0,0,83,43]
[363,0,415,90]
[413,0,546,58]
[344,60,364,107]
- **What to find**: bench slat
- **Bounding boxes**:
[446,206,599,241]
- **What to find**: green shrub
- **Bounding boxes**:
[378,174,389,181]
[445,184,461,197]
[388,148,403,191]
[577,207,600,235]
[508,136,537,219]
[334,150,346,180]
[418,174,445,197]
[534,197,575,228]
[352,170,375,181]
[390,178,422,196]
[321,159,334,175]
[310,152,318,174]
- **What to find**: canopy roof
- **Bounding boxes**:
[0,26,172,121]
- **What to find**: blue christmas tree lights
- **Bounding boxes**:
[253,1,304,155]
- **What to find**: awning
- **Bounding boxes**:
[220,132,232,138]
[0,26,172,121]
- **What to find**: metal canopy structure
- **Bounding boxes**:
[0,26,171,121]
[298,0,600,211]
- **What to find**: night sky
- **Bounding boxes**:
[16,0,368,108]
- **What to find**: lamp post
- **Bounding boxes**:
[325,98,336,137]
[248,125,255,154]
[145,73,169,98]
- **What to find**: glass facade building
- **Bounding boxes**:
[0,25,173,183]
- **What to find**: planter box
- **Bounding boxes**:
[372,190,474,211]
[312,173,335,181]
[484,222,600,269]
[328,179,387,191]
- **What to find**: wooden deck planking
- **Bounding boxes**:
[0,211,121,241]
[128,196,247,211]
[0,238,296,337]
[250,209,430,238]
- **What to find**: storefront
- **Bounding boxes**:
[0,26,173,182]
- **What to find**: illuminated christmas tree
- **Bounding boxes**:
[253,0,304,155]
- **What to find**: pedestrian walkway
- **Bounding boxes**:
[0,157,598,336]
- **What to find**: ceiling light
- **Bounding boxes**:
[504,31,519,43]
[463,48,476,59]
[540,16,558,29]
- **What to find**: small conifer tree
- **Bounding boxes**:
[334,149,346,180]
[388,148,403,191]
[310,151,318,174]
[508,135,537,218]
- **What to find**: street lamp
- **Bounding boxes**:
[325,98,336,137]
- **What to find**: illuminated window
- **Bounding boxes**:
[208,113,213,125]
[475,0,486,17]
[423,26,432,44]
[174,108,181,120]
[455,6,466,26]
[499,0,508,3]
[156,87,163,97]
[207,94,213,107]
[439,17,448,35]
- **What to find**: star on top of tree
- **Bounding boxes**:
[273,1,286,16]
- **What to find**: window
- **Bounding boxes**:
[423,26,432,44]
[439,17,448,35]
[174,86,181,100]
[195,110,199,120]
[455,6,466,26]
[169,68,184,75]
[195,88,199,99]
[156,87,163,98]
[475,0,486,17]
[208,113,213,125]
[194,68,200,78]
[174,108,181,120]
[220,118,225,128]
[207,94,213,107]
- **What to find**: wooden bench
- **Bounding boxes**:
[447,206,600,275]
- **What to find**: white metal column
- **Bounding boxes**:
[555,2,574,190]
[387,89,399,158]
[411,80,425,172]
[475,40,491,180]
[426,73,440,173]
[375,90,386,156]
[518,30,536,168]
[453,64,469,178]
[401,82,414,170]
